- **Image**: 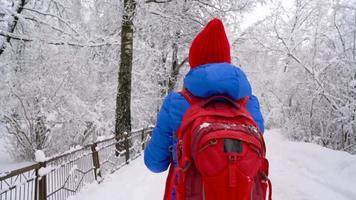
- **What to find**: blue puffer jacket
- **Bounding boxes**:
[144,63,264,173]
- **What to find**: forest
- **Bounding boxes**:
[0,0,355,161]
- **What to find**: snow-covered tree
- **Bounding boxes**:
[0,0,122,160]
[236,0,356,153]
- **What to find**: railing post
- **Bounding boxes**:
[141,129,145,150]
[91,143,102,182]
[35,166,38,200]
[36,162,47,200]
[124,132,130,164]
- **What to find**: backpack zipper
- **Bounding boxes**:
[229,155,238,187]
[199,139,218,152]
[202,182,206,200]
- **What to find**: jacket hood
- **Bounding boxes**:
[183,63,252,100]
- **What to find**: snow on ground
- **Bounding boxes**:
[67,157,167,200]
[0,124,33,175]
[0,152,32,175]
[69,129,356,200]
[267,130,356,200]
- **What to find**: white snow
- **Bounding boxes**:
[200,122,210,129]
[46,145,82,160]
[69,165,78,175]
[68,129,356,200]
[0,124,33,175]
[38,166,53,177]
[67,157,167,200]
[35,150,46,162]
[96,135,113,142]
[0,153,33,176]
[349,80,356,88]
[266,130,356,200]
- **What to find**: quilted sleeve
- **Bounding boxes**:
[246,95,265,133]
[144,94,174,173]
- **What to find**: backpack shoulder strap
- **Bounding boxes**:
[179,89,202,105]
[238,96,250,107]
[180,89,251,107]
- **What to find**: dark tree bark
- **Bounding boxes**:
[167,42,188,92]
[0,0,28,56]
[168,43,179,92]
[157,51,168,112]
[167,32,188,92]
[115,0,136,154]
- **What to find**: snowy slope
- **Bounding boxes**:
[266,130,356,200]
[0,124,33,174]
[67,157,168,200]
[69,129,356,200]
[0,154,33,175]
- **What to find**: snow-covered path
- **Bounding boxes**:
[267,130,356,200]
[69,130,356,200]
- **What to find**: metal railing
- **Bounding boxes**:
[0,127,152,200]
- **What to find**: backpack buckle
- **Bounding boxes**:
[246,125,259,135]
[181,160,191,172]
[260,171,268,180]
[178,140,183,150]
[169,145,174,152]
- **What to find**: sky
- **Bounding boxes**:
[240,0,294,31]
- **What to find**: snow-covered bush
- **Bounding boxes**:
[236,0,356,153]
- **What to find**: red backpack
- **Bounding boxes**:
[164,90,272,200]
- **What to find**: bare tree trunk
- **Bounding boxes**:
[115,0,136,153]
[353,11,356,60]
[167,42,188,92]
[159,52,168,98]
[168,42,179,92]
[0,0,28,56]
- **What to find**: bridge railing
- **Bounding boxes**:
[0,127,152,200]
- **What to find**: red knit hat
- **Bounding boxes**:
[189,18,231,68]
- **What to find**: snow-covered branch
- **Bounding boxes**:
[0,0,28,55]
[0,30,119,47]
[145,0,172,3]
[22,7,83,38]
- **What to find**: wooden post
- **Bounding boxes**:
[141,129,145,150]
[34,167,38,200]
[91,143,101,181]
[37,162,47,200]
[124,132,130,164]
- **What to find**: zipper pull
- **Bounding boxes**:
[229,155,237,187]
[199,139,217,152]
